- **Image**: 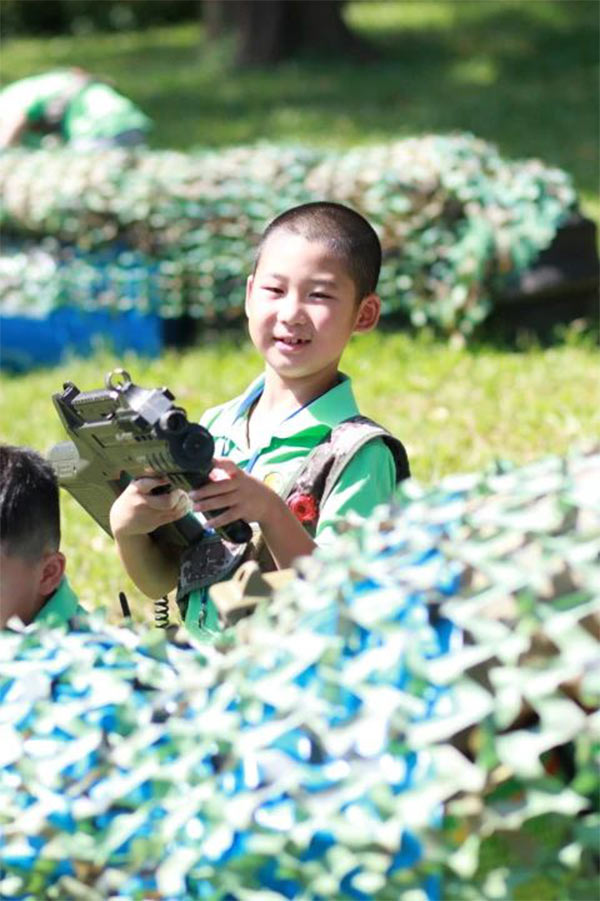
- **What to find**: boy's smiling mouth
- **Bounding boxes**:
[274,335,311,348]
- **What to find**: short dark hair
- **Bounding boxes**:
[255,201,382,300]
[0,445,60,560]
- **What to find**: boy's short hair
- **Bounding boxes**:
[256,201,382,300]
[0,444,60,560]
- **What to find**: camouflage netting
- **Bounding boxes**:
[1,448,598,900]
[0,133,576,336]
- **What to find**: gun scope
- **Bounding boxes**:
[159,409,187,435]
[169,423,214,472]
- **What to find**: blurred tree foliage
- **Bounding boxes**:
[1,0,200,37]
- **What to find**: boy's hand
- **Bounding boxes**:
[109,476,191,538]
[189,459,280,530]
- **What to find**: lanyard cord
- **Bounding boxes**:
[243,400,312,474]
[224,376,343,475]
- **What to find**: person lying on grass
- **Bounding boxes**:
[110,201,410,638]
[0,444,84,628]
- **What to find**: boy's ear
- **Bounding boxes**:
[38,551,66,600]
[244,275,254,317]
[353,293,381,333]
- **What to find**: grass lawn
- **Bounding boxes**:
[1,1,598,616]
[1,1,598,216]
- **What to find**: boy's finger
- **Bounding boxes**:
[189,481,237,502]
[212,457,238,472]
[147,488,190,512]
[210,460,245,482]
[172,492,192,515]
[204,505,241,530]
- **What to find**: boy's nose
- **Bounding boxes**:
[279,292,306,325]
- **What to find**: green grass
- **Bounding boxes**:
[1,1,598,216]
[1,330,598,617]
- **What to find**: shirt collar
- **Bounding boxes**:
[35,577,80,624]
[234,373,266,420]
[233,371,359,439]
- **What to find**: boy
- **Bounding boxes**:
[110,202,409,635]
[0,444,83,627]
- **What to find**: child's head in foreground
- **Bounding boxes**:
[0,444,65,627]
[246,201,383,390]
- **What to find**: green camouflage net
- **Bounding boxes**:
[0,133,576,335]
[0,448,598,900]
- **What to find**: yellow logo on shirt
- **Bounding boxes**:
[263,472,283,493]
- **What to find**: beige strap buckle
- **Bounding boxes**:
[209,561,294,626]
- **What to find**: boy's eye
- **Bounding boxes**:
[311,292,333,300]
[263,285,283,294]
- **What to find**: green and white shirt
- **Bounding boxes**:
[0,70,151,146]
[182,372,396,638]
[200,372,397,542]
[34,577,84,626]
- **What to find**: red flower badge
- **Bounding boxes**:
[287,491,319,526]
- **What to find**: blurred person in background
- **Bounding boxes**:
[0,67,151,150]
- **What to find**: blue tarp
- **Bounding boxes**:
[0,307,162,371]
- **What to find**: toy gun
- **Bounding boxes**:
[48,368,252,551]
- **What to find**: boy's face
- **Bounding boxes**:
[245,231,380,390]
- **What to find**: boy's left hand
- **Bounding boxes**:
[188,458,280,530]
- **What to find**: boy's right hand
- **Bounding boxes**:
[109,477,191,539]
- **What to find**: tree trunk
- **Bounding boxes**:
[203,0,240,40]
[203,0,371,66]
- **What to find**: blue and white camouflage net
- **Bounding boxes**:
[1,448,598,899]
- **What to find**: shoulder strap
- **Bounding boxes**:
[286,415,410,518]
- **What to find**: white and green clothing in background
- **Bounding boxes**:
[0,70,151,147]
[182,373,397,639]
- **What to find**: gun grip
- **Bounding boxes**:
[219,518,253,545]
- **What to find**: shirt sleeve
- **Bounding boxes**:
[315,438,397,544]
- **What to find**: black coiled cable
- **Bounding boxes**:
[154,595,170,629]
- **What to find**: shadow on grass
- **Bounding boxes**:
[141,2,597,192]
[2,3,596,191]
